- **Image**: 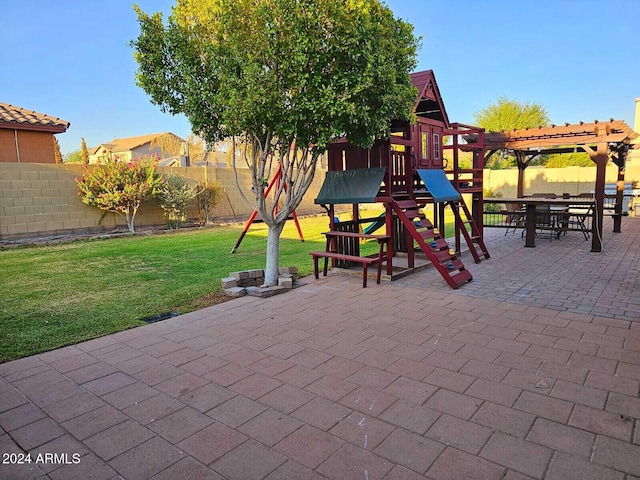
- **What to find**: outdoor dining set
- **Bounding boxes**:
[485,193,596,248]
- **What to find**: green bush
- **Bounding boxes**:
[157,173,199,229]
[75,155,163,232]
[196,181,224,224]
[483,188,503,213]
[546,152,593,168]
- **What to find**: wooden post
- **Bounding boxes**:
[385,202,393,275]
[613,165,625,233]
[384,143,392,196]
[612,145,628,233]
[524,203,537,248]
[515,151,526,198]
[583,142,608,252]
[352,203,360,256]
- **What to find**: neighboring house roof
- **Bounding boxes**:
[92,132,182,154]
[0,102,70,133]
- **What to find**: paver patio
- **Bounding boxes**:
[1,217,639,479]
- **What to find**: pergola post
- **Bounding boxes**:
[517,164,525,198]
[613,165,625,233]
[514,151,535,198]
[611,143,629,233]
[584,142,608,252]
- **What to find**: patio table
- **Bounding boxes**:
[484,197,595,247]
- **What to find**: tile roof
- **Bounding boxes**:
[93,132,182,154]
[0,102,70,133]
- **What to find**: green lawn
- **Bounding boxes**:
[1,215,386,362]
[0,212,456,362]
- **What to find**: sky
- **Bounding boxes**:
[2,0,639,155]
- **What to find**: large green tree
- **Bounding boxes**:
[132,0,419,285]
[64,149,83,163]
[474,97,550,168]
[474,96,549,133]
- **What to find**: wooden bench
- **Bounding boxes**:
[310,231,389,288]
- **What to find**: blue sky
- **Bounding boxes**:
[2,0,638,154]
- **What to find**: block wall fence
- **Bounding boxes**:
[483,164,640,198]
[0,163,328,240]
[1,162,639,240]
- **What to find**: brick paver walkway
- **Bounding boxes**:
[1,218,639,479]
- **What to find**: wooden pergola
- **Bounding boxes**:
[482,120,638,252]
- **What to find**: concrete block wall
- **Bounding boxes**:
[2,161,639,240]
[0,163,98,238]
[0,163,328,240]
[483,164,640,198]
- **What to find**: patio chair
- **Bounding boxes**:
[525,203,556,242]
[558,193,593,240]
[504,202,525,235]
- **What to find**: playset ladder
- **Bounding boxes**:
[449,197,490,264]
[390,196,472,289]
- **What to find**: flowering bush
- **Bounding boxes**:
[157,173,198,229]
[75,155,163,232]
[196,181,223,224]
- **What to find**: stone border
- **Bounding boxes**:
[221,267,299,298]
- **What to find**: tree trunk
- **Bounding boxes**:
[264,222,285,286]
[126,207,136,233]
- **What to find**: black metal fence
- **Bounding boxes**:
[483,209,593,240]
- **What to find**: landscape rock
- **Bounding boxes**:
[224,287,246,297]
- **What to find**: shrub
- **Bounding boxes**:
[483,188,503,213]
[196,181,224,224]
[157,173,199,229]
[546,152,593,168]
[75,155,163,232]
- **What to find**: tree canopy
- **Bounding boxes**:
[75,156,163,233]
[132,0,419,285]
[474,96,549,133]
[132,0,418,151]
[64,149,83,164]
[474,97,550,168]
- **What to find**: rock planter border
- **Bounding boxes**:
[222,267,299,298]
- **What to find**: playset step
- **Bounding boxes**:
[413,169,490,266]
[390,196,472,289]
[449,198,490,264]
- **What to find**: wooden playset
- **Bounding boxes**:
[312,70,490,288]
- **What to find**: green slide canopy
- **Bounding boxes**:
[315,167,386,205]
